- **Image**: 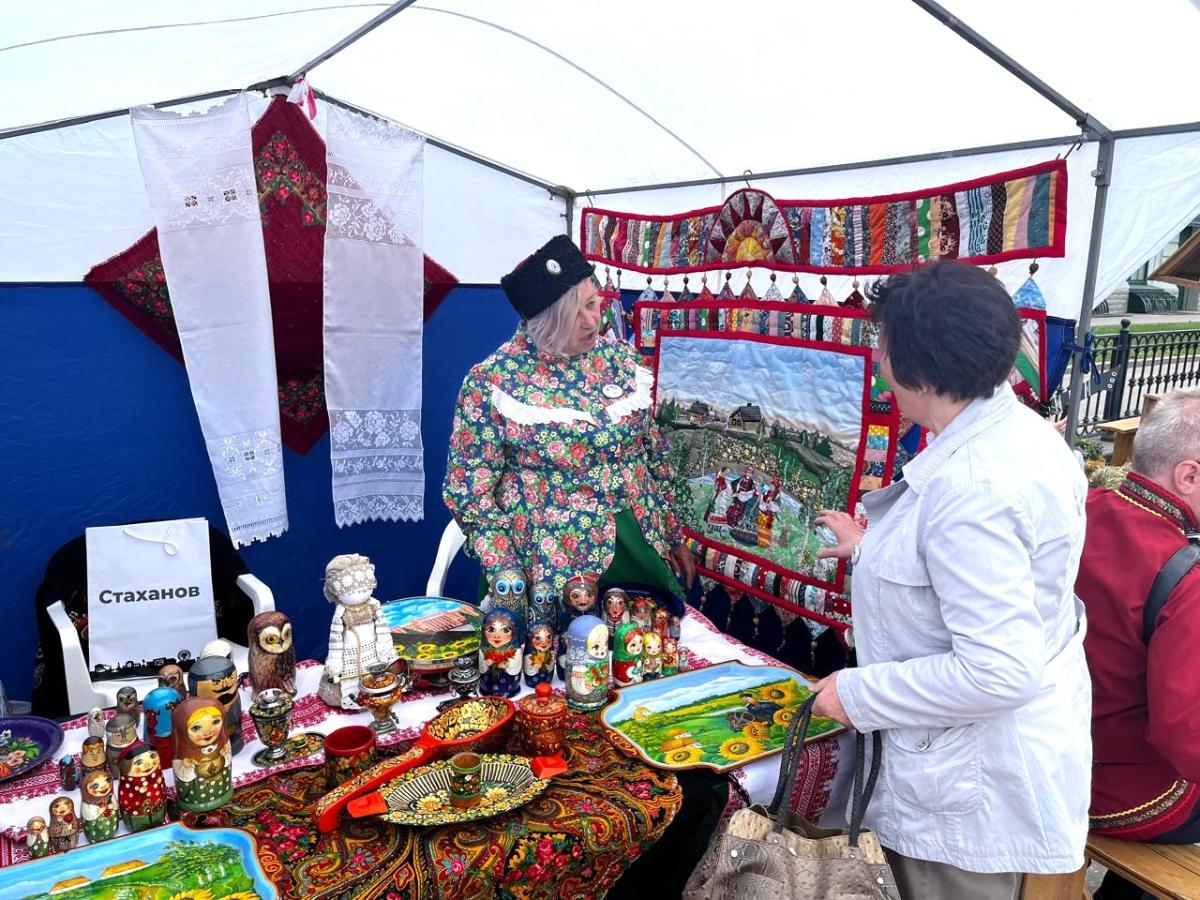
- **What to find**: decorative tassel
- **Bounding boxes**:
[636,275,657,302]
[660,277,676,304]
[1012,261,1047,310]
[841,277,867,309]
[697,272,715,302]
[764,271,784,301]
[717,271,735,300]
[677,274,695,302]
[738,270,758,301]
[787,273,808,303]
[815,275,837,306]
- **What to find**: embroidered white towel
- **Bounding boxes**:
[131,95,288,547]
[323,106,425,526]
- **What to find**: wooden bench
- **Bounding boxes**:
[1086,833,1200,899]
[1021,865,1089,899]
[1097,417,1140,467]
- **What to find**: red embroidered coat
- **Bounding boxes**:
[1075,472,1200,839]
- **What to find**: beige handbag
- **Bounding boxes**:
[683,697,901,899]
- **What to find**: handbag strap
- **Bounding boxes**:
[767,695,816,821]
[766,694,883,847]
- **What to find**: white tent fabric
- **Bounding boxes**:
[0,95,562,284]
[2,0,1199,304]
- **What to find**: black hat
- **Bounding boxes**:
[501,235,595,320]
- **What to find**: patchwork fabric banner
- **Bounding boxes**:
[323,107,426,526]
[583,159,1066,276]
[131,96,288,547]
[87,97,458,455]
[641,301,901,631]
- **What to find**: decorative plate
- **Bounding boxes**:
[0,716,64,783]
[376,753,549,826]
[600,660,844,773]
[0,822,278,898]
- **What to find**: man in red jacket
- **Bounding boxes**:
[1076,389,1200,899]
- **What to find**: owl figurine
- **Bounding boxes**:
[484,568,528,620]
[248,610,296,700]
[527,581,556,627]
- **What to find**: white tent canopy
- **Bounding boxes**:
[4,0,1200,420]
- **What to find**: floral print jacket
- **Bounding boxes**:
[444,327,684,594]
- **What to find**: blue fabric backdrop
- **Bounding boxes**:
[0,284,519,702]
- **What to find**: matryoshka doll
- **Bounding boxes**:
[527,581,557,627]
[557,573,599,679]
[117,741,167,832]
[612,623,644,688]
[142,684,182,768]
[80,736,106,778]
[479,608,525,698]
[47,796,79,853]
[188,644,244,755]
[171,697,233,812]
[603,588,630,641]
[662,637,680,676]
[523,622,556,688]
[26,816,49,859]
[484,567,528,620]
[652,608,670,640]
[80,769,118,843]
[642,631,663,680]
[630,596,654,630]
[566,615,609,711]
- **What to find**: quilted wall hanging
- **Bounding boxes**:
[639,299,900,631]
[581,159,1066,276]
[86,96,458,456]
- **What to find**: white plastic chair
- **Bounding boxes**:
[425,519,467,597]
[47,573,275,715]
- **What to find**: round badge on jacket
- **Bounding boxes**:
[602,384,624,399]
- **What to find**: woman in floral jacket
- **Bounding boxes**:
[444,235,694,598]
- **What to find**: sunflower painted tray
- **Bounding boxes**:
[375,753,550,826]
[0,823,277,898]
[600,660,844,773]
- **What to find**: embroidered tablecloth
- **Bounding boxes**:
[0,607,841,874]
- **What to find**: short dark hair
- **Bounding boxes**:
[867,261,1020,401]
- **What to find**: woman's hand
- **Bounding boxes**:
[814,510,864,560]
[811,671,852,727]
[667,544,696,589]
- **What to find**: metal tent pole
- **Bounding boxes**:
[289,0,421,81]
[1064,135,1116,444]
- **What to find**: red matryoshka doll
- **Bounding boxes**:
[612,623,644,688]
[172,697,233,812]
[118,741,167,832]
[479,608,525,698]
[603,587,630,640]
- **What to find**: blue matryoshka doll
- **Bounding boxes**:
[557,573,599,679]
[566,615,609,711]
[523,621,556,688]
[479,607,525,698]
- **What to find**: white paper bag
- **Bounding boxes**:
[86,518,218,677]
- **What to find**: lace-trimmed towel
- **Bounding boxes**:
[324,107,426,526]
[131,95,288,547]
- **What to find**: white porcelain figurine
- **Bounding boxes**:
[317,554,398,710]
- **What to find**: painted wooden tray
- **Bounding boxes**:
[600,660,844,772]
[0,823,278,899]
[375,753,550,827]
[0,716,63,783]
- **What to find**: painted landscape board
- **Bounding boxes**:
[0,824,276,900]
[654,334,867,590]
[600,661,843,773]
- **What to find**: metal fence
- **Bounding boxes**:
[1075,319,1200,435]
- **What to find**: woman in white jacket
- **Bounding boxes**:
[813,261,1090,900]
